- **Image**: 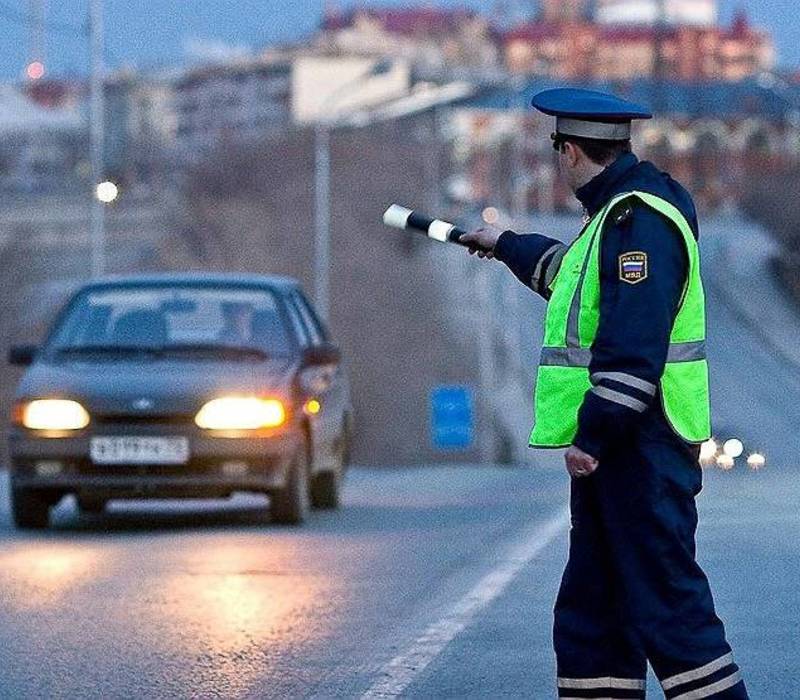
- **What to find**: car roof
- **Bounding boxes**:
[78,272,302,294]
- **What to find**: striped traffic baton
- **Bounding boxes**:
[382,205,490,252]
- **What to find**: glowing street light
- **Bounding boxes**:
[481,206,500,225]
[95,181,119,204]
[26,61,45,81]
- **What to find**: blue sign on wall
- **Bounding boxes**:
[430,385,474,450]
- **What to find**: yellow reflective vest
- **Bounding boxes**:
[530,191,711,448]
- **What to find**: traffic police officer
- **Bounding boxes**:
[461,88,748,699]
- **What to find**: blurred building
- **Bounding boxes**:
[313,2,771,83]
[105,70,177,185]
[0,84,86,193]
[317,6,499,71]
[449,78,800,213]
[23,78,85,111]
[540,0,588,23]
[596,0,717,26]
[292,56,411,124]
[504,7,773,81]
[173,57,292,157]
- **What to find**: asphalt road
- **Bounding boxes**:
[1,215,799,698]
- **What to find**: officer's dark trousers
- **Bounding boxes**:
[553,431,748,699]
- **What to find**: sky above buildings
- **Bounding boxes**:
[0,0,797,80]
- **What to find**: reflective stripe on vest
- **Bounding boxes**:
[540,341,707,367]
[529,191,711,448]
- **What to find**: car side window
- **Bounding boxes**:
[289,292,323,346]
[284,296,310,347]
[294,292,329,342]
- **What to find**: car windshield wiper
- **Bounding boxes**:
[159,343,270,360]
[56,344,163,356]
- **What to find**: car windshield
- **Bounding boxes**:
[48,286,294,358]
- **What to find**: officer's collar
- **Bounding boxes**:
[575,152,639,217]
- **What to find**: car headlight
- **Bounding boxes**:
[195,397,286,430]
[19,399,90,431]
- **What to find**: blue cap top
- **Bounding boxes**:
[532,88,652,140]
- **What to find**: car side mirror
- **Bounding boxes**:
[8,344,38,366]
[302,342,340,366]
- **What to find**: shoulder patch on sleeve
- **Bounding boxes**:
[619,251,648,284]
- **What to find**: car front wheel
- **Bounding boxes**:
[311,422,350,509]
[311,469,339,509]
[271,447,310,525]
[11,488,50,530]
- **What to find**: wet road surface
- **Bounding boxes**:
[1,216,799,698]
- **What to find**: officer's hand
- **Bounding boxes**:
[460,226,503,259]
[565,446,599,478]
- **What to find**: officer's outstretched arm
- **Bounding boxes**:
[493,231,567,300]
[572,206,688,458]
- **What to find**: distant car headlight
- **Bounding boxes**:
[19,399,90,431]
[195,397,286,430]
[716,453,735,470]
[723,438,744,459]
[699,438,718,464]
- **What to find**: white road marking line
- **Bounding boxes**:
[361,506,570,699]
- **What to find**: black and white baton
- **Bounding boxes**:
[382,204,490,252]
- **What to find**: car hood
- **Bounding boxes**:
[16,357,297,415]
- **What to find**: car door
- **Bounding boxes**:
[288,291,346,473]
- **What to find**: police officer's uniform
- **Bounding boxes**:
[494,89,748,699]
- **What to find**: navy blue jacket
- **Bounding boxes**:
[495,153,699,458]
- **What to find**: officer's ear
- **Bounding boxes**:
[562,141,582,169]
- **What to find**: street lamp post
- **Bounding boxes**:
[88,0,105,278]
[314,120,333,322]
[313,60,392,321]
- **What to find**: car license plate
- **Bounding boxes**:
[90,437,190,465]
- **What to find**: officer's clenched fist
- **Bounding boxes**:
[460,225,504,259]
[565,445,599,478]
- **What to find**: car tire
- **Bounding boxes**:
[342,414,353,473]
[11,488,50,530]
[77,496,107,515]
[311,469,339,509]
[271,447,310,525]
